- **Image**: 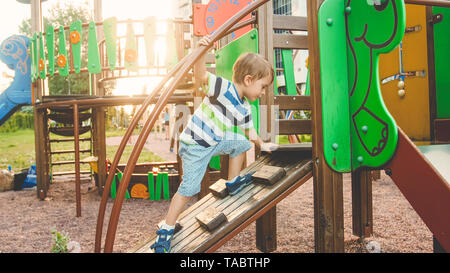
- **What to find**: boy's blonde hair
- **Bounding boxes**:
[232,52,274,85]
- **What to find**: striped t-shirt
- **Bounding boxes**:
[179,73,254,147]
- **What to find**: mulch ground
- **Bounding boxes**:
[0,134,434,253]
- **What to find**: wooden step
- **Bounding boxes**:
[51,160,92,166]
[49,137,92,143]
[49,126,91,137]
[50,149,91,155]
[48,112,91,124]
[52,170,92,176]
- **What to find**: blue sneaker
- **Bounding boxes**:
[225,171,255,195]
[150,228,174,253]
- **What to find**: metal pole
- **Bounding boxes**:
[74,104,81,217]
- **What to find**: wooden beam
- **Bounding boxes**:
[274,95,312,110]
[273,15,308,31]
[273,34,308,49]
[258,2,275,143]
[278,119,312,135]
[307,0,344,253]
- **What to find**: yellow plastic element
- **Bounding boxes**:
[379,5,430,141]
[130,184,149,199]
[124,49,137,63]
[83,156,98,173]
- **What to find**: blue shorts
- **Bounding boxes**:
[177,132,252,197]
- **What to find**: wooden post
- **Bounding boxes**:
[256,3,278,253]
[92,0,107,192]
[92,107,106,191]
[220,155,230,180]
[192,0,211,199]
[351,169,373,238]
[425,6,437,140]
[31,0,49,200]
[307,0,344,253]
[256,206,277,252]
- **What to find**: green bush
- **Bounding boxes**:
[0,112,34,133]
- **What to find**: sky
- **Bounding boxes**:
[0,0,175,92]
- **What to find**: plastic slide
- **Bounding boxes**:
[0,35,31,126]
[385,128,450,252]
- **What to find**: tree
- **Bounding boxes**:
[19,1,93,95]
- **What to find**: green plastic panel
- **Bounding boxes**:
[124,21,138,72]
[148,173,155,200]
[111,175,117,198]
[305,70,310,96]
[161,172,170,200]
[318,0,405,172]
[215,29,259,133]
[345,0,405,170]
[318,0,352,172]
[273,54,279,95]
[281,49,297,95]
[116,172,130,199]
[143,16,156,67]
[103,17,117,70]
[45,25,55,76]
[57,26,69,77]
[38,32,46,79]
[433,7,450,118]
[30,33,37,82]
[70,20,83,74]
[155,172,170,200]
[212,29,259,170]
[87,21,101,74]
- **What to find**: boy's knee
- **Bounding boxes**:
[177,183,201,197]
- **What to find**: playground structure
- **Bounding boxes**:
[1,0,448,253]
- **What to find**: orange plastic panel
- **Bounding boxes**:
[193,0,252,39]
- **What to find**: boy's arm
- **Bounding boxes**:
[194,36,211,87]
[244,128,279,152]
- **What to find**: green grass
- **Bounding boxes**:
[1,129,311,173]
[0,128,163,173]
[0,129,36,171]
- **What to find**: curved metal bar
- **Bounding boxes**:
[94,57,188,252]
[102,0,270,253]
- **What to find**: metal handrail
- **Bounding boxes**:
[99,0,271,253]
